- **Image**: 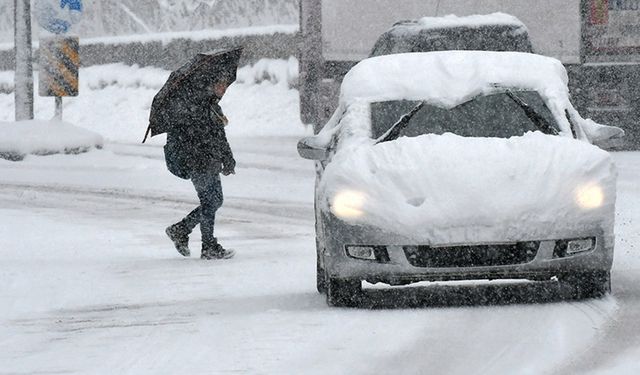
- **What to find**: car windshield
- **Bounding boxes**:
[370,91,560,139]
[370,25,533,57]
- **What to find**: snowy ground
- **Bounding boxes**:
[1,63,640,374]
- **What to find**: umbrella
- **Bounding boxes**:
[143,46,243,143]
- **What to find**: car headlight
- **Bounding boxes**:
[575,184,604,209]
[331,190,366,219]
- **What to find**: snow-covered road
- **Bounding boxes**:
[2,62,640,374]
[1,138,639,374]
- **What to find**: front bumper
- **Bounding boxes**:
[322,217,614,284]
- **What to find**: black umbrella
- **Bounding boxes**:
[143,47,243,143]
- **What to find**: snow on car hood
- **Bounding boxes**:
[318,132,617,245]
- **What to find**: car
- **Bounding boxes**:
[297,51,624,307]
[369,13,533,57]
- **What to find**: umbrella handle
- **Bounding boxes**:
[142,123,152,143]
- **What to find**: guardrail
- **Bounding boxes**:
[0,28,300,71]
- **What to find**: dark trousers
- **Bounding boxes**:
[179,172,223,244]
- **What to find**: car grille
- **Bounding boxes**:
[403,242,539,268]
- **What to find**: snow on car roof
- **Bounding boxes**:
[412,12,527,31]
[339,51,570,109]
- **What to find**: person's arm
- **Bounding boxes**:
[209,103,235,175]
[216,125,235,175]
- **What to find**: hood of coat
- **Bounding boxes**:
[318,131,617,244]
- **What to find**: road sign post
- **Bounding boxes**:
[14,0,34,121]
[55,96,62,120]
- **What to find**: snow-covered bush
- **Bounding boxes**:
[0,70,13,94]
[236,56,299,89]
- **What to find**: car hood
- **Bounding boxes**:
[318,132,617,245]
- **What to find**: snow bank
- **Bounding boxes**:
[80,64,169,91]
[319,131,617,244]
[1,57,299,92]
[0,120,103,161]
[0,70,12,93]
[0,59,308,143]
[236,56,299,88]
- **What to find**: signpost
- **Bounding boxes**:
[34,0,82,120]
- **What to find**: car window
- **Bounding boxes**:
[370,25,533,57]
[370,91,560,139]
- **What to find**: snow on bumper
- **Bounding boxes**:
[321,214,613,282]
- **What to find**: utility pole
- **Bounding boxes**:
[14,0,34,121]
[299,0,323,133]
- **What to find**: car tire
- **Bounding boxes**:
[326,275,362,307]
[316,250,327,294]
[559,271,611,300]
[314,188,327,294]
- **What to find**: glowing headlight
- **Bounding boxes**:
[331,190,366,219]
[575,184,604,209]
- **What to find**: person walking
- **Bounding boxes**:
[165,76,236,259]
[144,47,243,260]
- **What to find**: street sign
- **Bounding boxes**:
[584,0,640,61]
[61,0,83,11]
[39,36,79,97]
[34,0,83,34]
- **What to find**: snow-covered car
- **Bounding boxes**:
[298,51,623,307]
[370,13,533,57]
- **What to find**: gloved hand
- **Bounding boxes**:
[222,158,236,176]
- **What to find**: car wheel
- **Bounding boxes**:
[559,271,611,300]
[314,191,327,294]
[316,250,327,294]
[326,275,362,307]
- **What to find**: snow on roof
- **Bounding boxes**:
[339,51,569,109]
[413,13,527,31]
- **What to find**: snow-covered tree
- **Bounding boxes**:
[0,0,299,43]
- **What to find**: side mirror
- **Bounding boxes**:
[591,125,625,150]
[297,136,330,160]
[593,134,625,150]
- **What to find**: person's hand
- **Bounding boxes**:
[222,159,236,176]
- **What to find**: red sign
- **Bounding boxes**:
[590,0,609,25]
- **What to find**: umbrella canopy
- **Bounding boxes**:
[143,47,243,142]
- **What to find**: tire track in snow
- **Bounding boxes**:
[549,271,640,375]
[362,296,617,375]
[0,182,314,241]
[0,182,313,221]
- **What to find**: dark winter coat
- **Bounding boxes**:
[164,96,235,179]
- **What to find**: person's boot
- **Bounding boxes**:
[201,238,235,260]
[165,223,190,257]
